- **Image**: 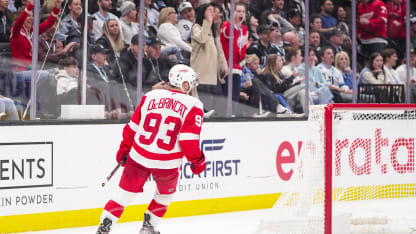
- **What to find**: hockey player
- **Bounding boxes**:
[96,64,206,234]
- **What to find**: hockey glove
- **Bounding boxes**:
[116,149,128,166]
[190,152,206,174]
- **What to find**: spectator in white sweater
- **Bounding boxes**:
[157,7,192,53]
[55,56,79,96]
[382,48,401,84]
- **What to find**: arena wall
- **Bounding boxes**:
[0,120,414,233]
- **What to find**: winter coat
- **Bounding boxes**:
[190,19,227,86]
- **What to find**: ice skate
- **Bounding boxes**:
[96,217,112,234]
[139,213,160,234]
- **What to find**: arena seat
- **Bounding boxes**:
[357,84,405,104]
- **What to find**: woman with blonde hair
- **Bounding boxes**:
[334,51,353,89]
[261,53,311,113]
[157,7,192,54]
[96,18,127,65]
[242,54,291,116]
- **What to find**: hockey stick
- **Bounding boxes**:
[101,155,127,187]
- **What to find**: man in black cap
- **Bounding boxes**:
[87,44,124,119]
[113,34,144,89]
[286,8,305,46]
[326,28,345,55]
[142,36,176,92]
[110,34,147,112]
[270,22,286,59]
[246,24,279,67]
[88,44,111,84]
[286,8,301,29]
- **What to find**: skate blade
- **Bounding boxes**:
[139,227,160,234]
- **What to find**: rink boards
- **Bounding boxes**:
[0,120,415,233]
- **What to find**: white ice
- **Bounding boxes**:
[19,209,268,234]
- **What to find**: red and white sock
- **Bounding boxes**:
[146,191,174,227]
[100,200,125,224]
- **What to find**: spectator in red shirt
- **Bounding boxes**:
[220,3,248,104]
[386,0,405,40]
[386,0,406,61]
[357,0,388,60]
[10,0,61,70]
[10,0,62,70]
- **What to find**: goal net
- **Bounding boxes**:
[256,104,416,234]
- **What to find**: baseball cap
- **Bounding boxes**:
[270,21,280,29]
[257,24,272,34]
[286,8,301,18]
[179,1,193,13]
[91,44,110,54]
[328,28,343,38]
[145,36,162,46]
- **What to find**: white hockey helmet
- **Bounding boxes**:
[168,64,198,93]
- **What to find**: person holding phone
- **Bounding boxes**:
[190,3,228,117]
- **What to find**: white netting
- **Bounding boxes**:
[255,105,416,234]
[256,105,327,234]
[332,106,416,234]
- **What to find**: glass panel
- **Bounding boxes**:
[409,4,416,103]
[0,0,38,121]
[2,0,415,122]
[35,0,138,120]
[306,0,355,105]
[356,0,409,104]
[212,2,309,118]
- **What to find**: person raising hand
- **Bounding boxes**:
[10,0,61,70]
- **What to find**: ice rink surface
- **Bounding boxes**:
[20,209,268,234]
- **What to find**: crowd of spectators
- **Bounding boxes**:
[0,0,415,120]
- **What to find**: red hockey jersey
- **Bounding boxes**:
[386,0,406,39]
[220,21,248,74]
[357,0,388,44]
[119,89,204,169]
